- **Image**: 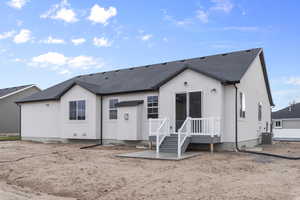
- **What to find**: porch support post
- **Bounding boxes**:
[149,141,153,150]
[210,143,214,153]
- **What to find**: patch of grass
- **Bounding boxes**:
[0,136,20,141]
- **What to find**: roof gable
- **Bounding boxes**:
[17,48,273,104]
[0,85,36,100]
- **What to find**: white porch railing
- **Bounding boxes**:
[177,117,191,157]
[189,117,221,137]
[149,117,221,158]
[149,118,170,155]
[177,117,221,157]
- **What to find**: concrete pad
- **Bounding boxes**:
[273,138,300,142]
[116,150,201,161]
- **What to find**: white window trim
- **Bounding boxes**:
[240,92,246,118]
[109,99,118,120]
[147,95,159,119]
[274,120,282,129]
[69,100,86,121]
[258,102,262,122]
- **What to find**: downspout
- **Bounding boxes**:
[100,95,103,145]
[80,95,103,149]
[233,83,300,160]
[18,104,21,139]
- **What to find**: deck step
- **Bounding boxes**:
[158,135,191,154]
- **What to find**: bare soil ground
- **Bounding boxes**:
[1,141,300,200]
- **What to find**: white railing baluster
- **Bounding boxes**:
[149,118,170,156]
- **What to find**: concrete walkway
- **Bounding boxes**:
[116,150,201,160]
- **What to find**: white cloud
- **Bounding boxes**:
[7,0,29,9]
[163,10,193,26]
[40,36,65,44]
[68,56,99,69]
[285,77,300,86]
[88,4,117,25]
[71,38,86,45]
[59,69,71,75]
[31,52,68,66]
[223,26,259,31]
[93,37,111,47]
[0,30,15,40]
[196,10,209,23]
[141,34,152,41]
[53,8,77,23]
[163,37,168,42]
[210,0,234,13]
[29,52,104,73]
[13,29,31,43]
[41,0,78,23]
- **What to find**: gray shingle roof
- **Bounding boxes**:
[272,103,300,119]
[17,48,274,105]
[0,84,34,98]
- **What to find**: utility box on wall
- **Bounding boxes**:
[115,100,143,140]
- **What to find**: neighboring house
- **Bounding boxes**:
[272,103,300,140]
[0,85,41,135]
[17,48,274,151]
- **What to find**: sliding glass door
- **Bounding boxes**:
[175,91,202,131]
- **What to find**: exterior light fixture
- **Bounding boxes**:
[211,88,217,93]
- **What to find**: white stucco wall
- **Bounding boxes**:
[231,55,272,142]
[116,105,143,140]
[102,91,158,140]
[60,85,99,139]
[159,69,224,134]
[21,101,61,138]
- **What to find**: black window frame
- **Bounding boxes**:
[147,96,158,119]
[109,99,118,120]
[69,100,86,120]
[275,120,282,128]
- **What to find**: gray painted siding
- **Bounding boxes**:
[282,120,300,129]
[0,87,40,133]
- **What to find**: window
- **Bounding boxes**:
[239,92,246,118]
[274,120,282,128]
[258,102,262,121]
[109,99,118,119]
[147,96,158,118]
[69,100,86,120]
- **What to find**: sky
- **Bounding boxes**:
[0,0,300,110]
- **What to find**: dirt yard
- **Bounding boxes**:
[0,141,300,200]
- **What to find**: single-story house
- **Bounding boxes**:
[16,48,274,152]
[272,103,300,141]
[0,84,41,135]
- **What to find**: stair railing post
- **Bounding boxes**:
[178,130,181,158]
